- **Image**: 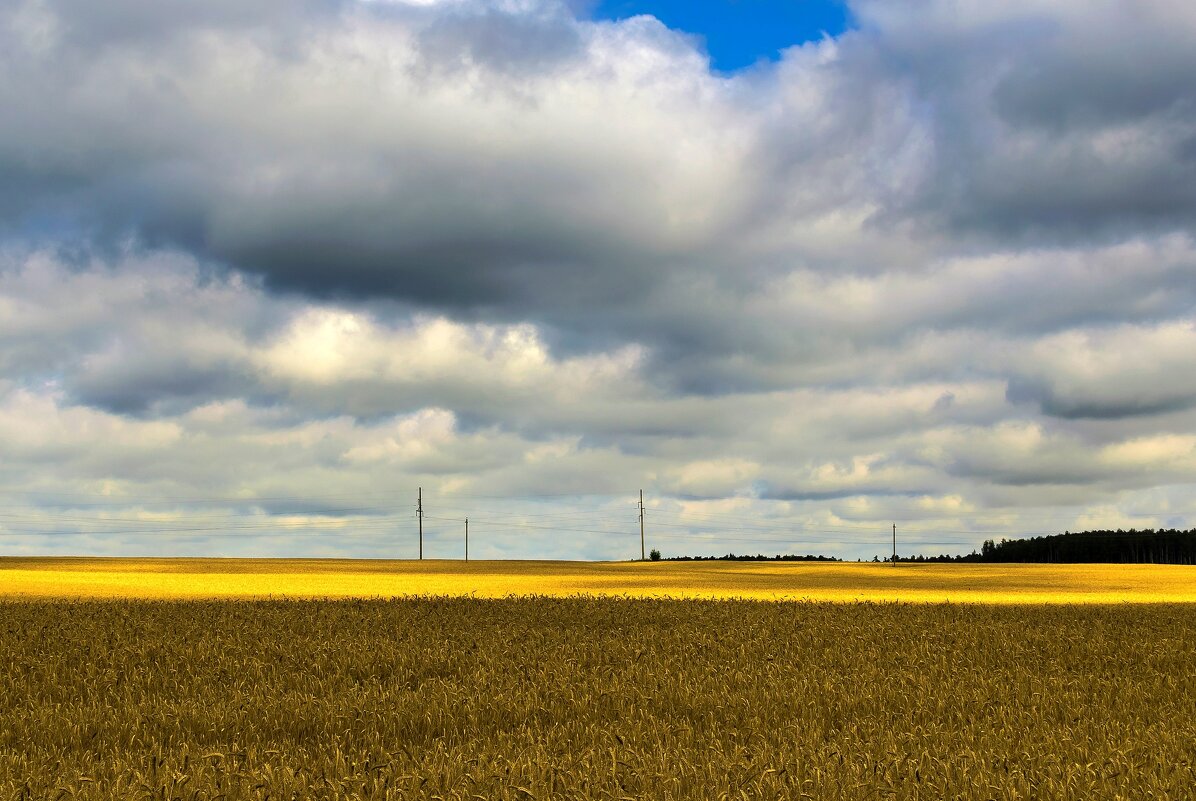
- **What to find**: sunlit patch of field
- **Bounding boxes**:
[2,557,1195,602]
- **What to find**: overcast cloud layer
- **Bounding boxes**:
[2,0,1194,559]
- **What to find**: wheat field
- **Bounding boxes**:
[1,597,1194,800]
[3,559,1195,799]
[3,557,1196,603]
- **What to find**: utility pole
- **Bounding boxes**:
[892,522,896,565]
[639,489,645,561]
[417,487,423,560]
[465,517,469,562]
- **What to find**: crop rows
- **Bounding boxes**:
[1,598,1194,799]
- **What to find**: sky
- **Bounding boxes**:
[1,0,1195,561]
[591,0,849,70]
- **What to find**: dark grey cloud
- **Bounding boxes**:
[2,0,1192,362]
[992,23,1196,132]
[1,0,738,328]
[71,358,258,416]
[1006,378,1196,421]
[1001,320,1196,421]
[850,0,1196,242]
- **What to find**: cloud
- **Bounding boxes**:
[254,307,647,424]
[850,0,1196,242]
[10,0,1191,399]
[0,248,652,429]
[1,0,755,324]
[1006,321,1196,419]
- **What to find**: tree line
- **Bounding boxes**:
[893,528,1196,565]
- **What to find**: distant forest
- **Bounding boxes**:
[896,528,1196,565]
[663,529,1196,564]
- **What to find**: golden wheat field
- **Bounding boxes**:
[1,597,1194,800]
[3,560,1196,799]
[3,557,1196,603]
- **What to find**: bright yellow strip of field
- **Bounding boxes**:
[1,558,1195,602]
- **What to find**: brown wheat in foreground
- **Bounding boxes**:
[1,597,1194,800]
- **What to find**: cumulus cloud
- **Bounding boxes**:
[1,0,757,321]
[1,0,1195,558]
[1007,321,1196,419]
[852,0,1196,241]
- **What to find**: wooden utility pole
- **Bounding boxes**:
[417,487,423,560]
[465,517,469,562]
[892,522,896,565]
[639,489,645,561]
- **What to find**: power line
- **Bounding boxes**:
[0,519,397,530]
[423,514,635,539]
[420,506,634,522]
[0,510,403,525]
[422,490,630,500]
[646,511,1060,537]
[10,491,401,504]
[0,524,407,538]
[2,487,1187,559]
[644,530,981,547]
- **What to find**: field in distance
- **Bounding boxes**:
[3,557,1196,602]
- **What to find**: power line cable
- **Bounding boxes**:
[422,514,634,539]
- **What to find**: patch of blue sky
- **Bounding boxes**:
[590,0,851,72]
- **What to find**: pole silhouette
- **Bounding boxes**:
[639,489,645,561]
